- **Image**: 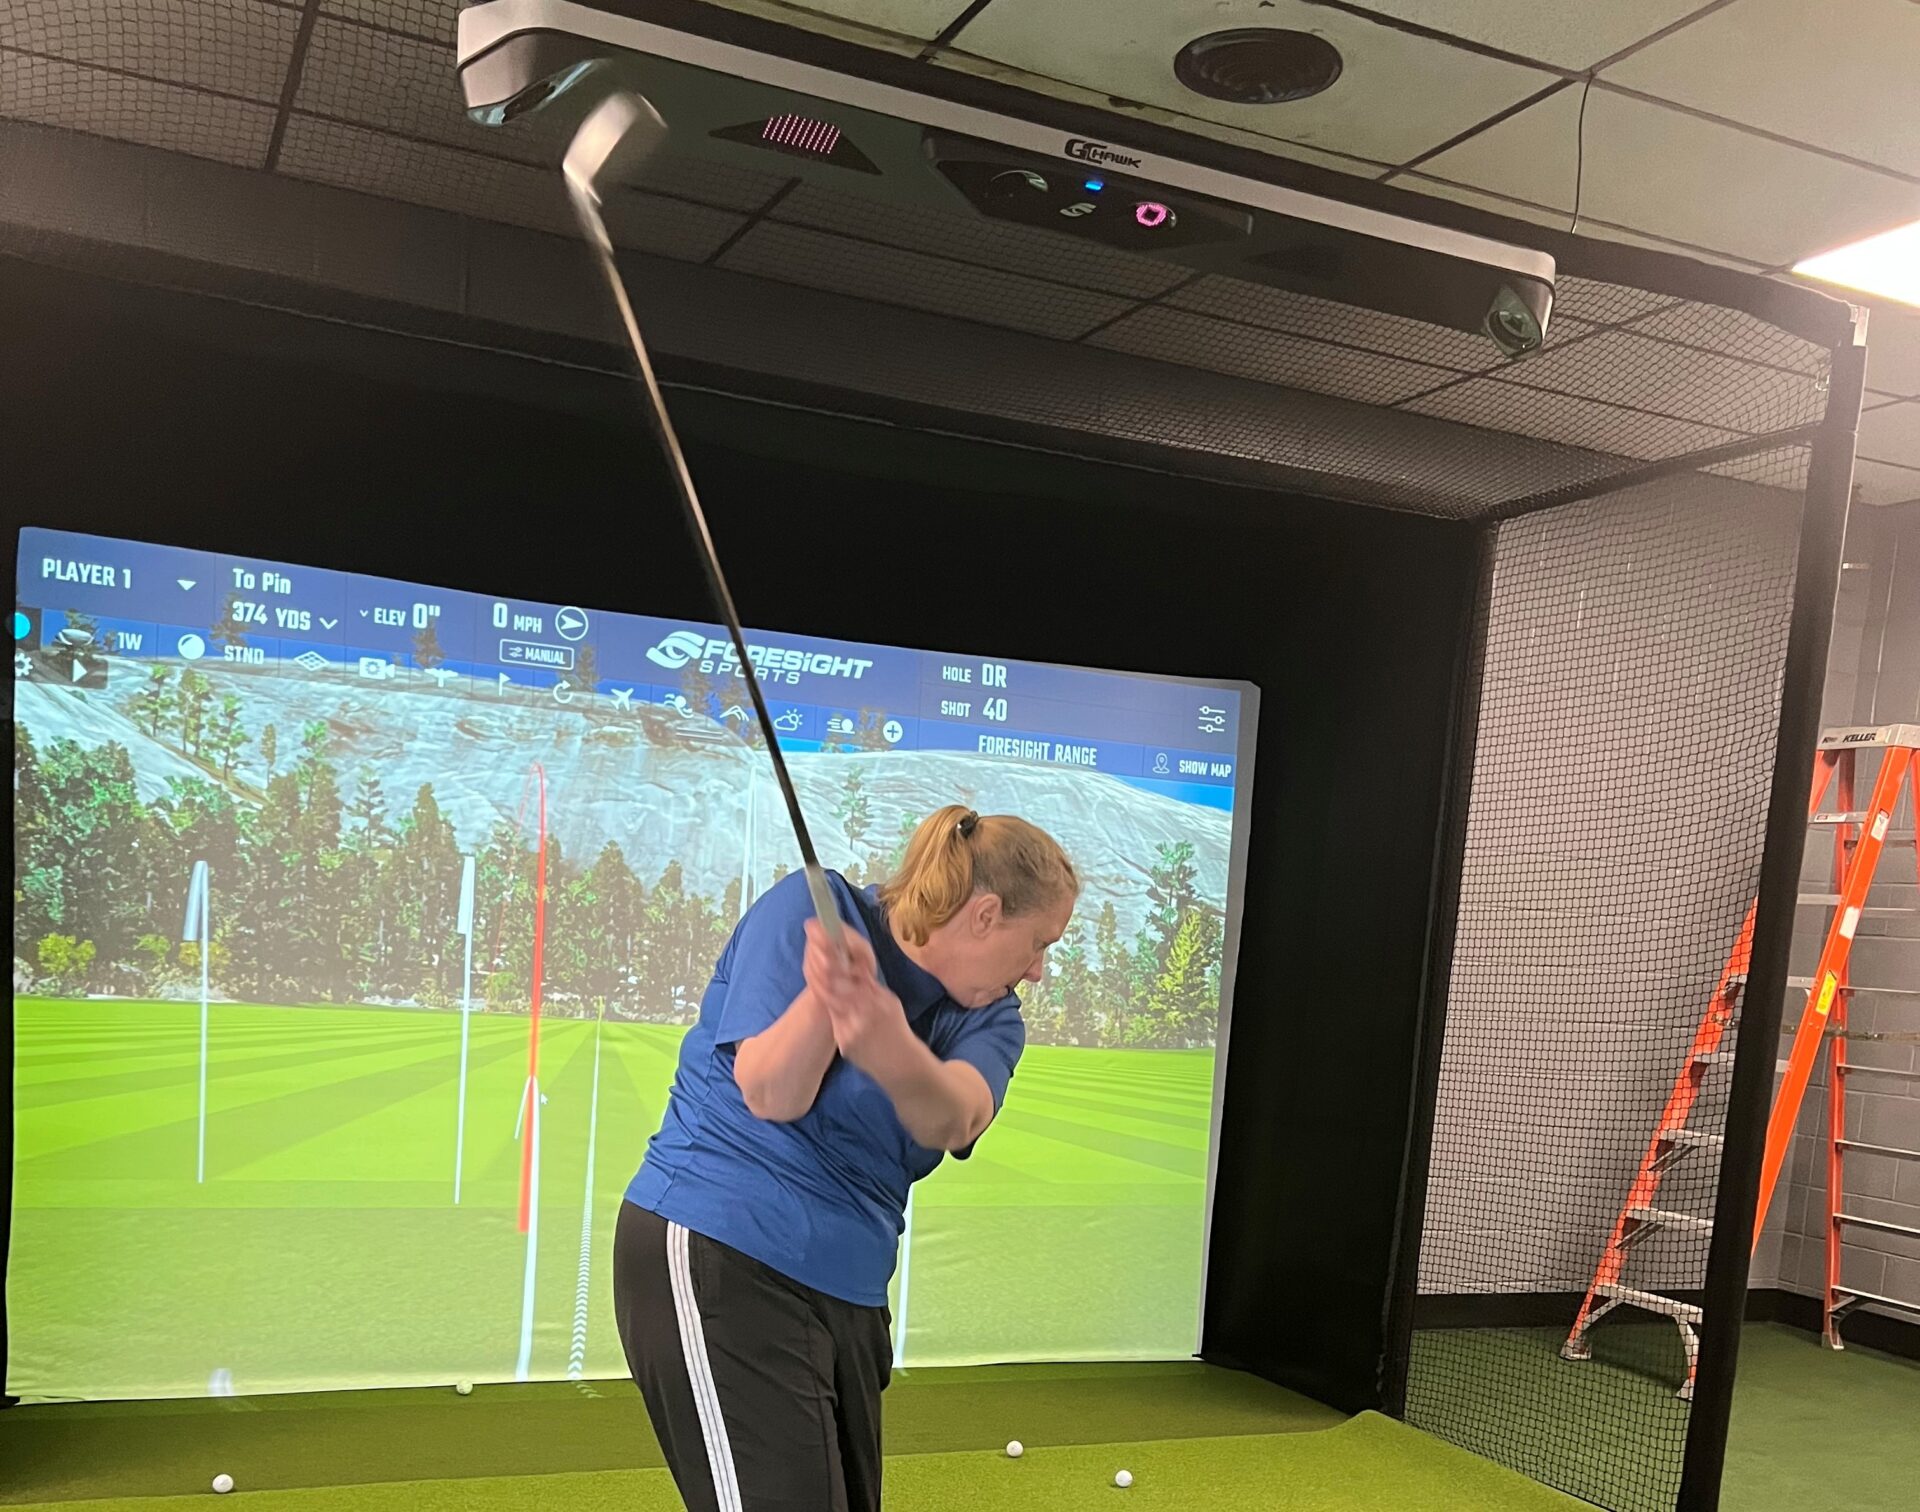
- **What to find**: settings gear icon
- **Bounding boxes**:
[13,650,32,679]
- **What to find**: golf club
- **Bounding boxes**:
[561,87,844,946]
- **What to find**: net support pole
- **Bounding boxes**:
[1381,525,1496,1417]
[1676,313,1869,1512]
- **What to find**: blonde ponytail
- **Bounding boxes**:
[879,806,1078,945]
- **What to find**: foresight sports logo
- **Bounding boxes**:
[1064,138,1143,169]
[645,629,874,686]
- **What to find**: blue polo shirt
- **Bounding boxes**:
[625,870,1025,1307]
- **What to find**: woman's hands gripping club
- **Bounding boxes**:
[803,919,907,1072]
[802,919,998,1153]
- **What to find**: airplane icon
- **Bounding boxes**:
[610,687,634,710]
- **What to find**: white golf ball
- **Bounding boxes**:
[211,1473,234,1494]
[455,1380,473,1396]
[1114,1469,1133,1489]
[1005,1440,1023,1458]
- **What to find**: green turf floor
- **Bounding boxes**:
[2,1325,1911,1510]
[0,1416,1585,1512]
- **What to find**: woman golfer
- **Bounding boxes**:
[614,805,1078,1512]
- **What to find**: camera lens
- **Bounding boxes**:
[987,169,1049,204]
[1483,284,1546,357]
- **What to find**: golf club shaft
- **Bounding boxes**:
[566,182,844,944]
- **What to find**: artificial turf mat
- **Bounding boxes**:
[5,1326,1912,1510]
[0,1416,1586,1512]
[0,1362,1338,1504]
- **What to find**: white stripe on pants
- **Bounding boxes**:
[666,1220,745,1512]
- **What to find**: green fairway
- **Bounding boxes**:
[9,999,1214,1399]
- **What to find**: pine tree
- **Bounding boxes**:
[297,720,330,804]
[177,670,213,757]
[131,664,176,737]
[1092,901,1134,1040]
[1132,906,1223,1048]
[835,769,873,877]
[210,694,248,781]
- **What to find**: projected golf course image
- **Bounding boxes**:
[10,534,1254,1399]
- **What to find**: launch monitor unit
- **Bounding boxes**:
[455,0,1556,358]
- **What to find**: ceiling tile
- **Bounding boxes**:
[322,3,460,42]
[1358,1,1711,70]
[928,46,1386,176]
[0,53,276,168]
[716,220,1136,340]
[945,0,1556,164]
[1856,400,1920,470]
[1604,0,1920,178]
[1088,304,1460,406]
[294,18,550,163]
[277,116,747,261]
[1861,304,1920,398]
[1418,83,1920,266]
[772,182,1189,299]
[1853,457,1920,507]
[0,1,301,102]
[1402,377,1740,460]
[1393,172,1772,276]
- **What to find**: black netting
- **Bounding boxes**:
[1404,446,1813,1511]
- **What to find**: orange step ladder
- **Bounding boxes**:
[1561,723,1920,1396]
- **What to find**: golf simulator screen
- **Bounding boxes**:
[10,526,1258,1398]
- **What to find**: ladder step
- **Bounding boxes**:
[1628,1206,1715,1235]
[1836,1063,1920,1081]
[1834,1288,1920,1317]
[1807,813,1918,842]
[1595,1283,1704,1324]
[1789,977,1920,997]
[1836,1140,1920,1162]
[1659,1128,1725,1150]
[1835,1213,1920,1239]
[1794,894,1915,915]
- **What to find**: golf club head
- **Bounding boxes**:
[562,89,669,213]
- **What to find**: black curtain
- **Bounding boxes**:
[1,258,1475,1410]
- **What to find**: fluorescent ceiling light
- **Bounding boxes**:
[1793,219,1920,308]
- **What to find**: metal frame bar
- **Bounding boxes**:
[1676,313,1870,1512]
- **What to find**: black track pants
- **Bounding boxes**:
[613,1200,892,1512]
